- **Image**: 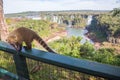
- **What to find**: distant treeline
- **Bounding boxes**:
[5,10,109,18]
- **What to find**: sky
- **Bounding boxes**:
[3,0,120,14]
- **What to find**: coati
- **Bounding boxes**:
[6,27,56,73]
[6,27,56,53]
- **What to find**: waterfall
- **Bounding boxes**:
[67,20,72,27]
[53,16,58,23]
[87,15,93,25]
[79,15,94,44]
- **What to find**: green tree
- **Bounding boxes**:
[50,36,82,58]
[80,41,95,59]
[93,48,120,66]
[110,8,120,17]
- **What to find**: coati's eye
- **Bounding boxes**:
[6,37,9,42]
[6,38,10,42]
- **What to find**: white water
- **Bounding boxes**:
[87,15,93,25]
[67,20,72,27]
[53,16,58,22]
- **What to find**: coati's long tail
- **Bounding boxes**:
[31,35,56,73]
[35,35,56,54]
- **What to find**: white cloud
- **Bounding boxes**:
[3,0,120,13]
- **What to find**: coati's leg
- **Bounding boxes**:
[13,42,22,51]
[24,42,32,50]
[18,43,22,51]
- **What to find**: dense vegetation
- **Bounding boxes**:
[88,8,120,44]
[71,16,87,28]
[6,19,64,38]
[110,8,120,17]
[50,36,120,66]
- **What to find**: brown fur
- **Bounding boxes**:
[6,27,56,53]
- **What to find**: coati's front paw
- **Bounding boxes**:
[23,46,31,51]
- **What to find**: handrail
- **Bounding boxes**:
[0,68,18,80]
[0,41,120,80]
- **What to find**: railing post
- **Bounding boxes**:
[13,53,30,80]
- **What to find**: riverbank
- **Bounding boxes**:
[85,31,102,49]
[44,30,67,43]
[85,30,120,54]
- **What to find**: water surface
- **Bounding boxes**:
[66,27,94,44]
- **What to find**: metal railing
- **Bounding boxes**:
[0,41,120,80]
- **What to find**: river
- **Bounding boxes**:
[46,15,94,44]
[66,27,94,44]
[66,15,94,44]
